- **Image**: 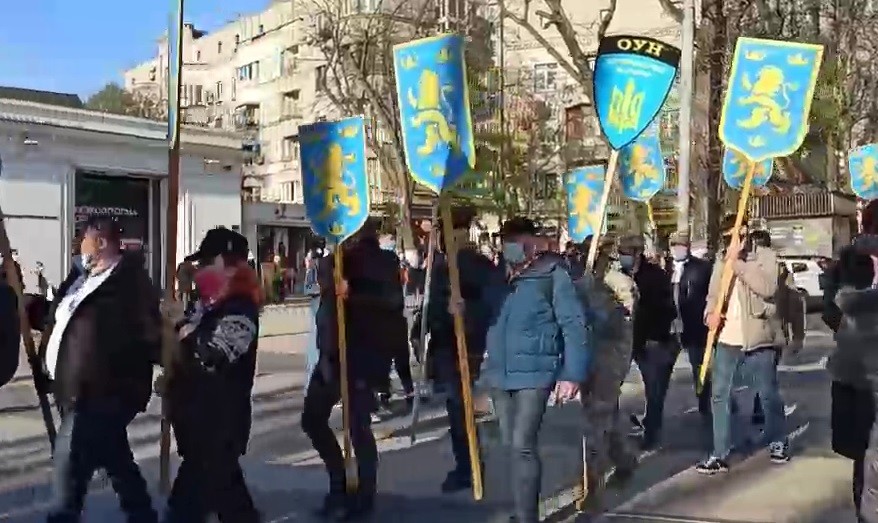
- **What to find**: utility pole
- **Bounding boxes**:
[676,0,695,235]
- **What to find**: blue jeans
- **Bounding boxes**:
[305,295,320,392]
[492,387,552,523]
[711,344,786,460]
[48,401,156,523]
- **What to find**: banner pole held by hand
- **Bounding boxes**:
[585,150,619,273]
[333,244,357,493]
[440,196,484,501]
[409,202,439,445]
[697,162,756,393]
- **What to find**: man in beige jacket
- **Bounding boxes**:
[695,223,801,474]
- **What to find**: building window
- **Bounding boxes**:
[282,135,299,161]
[235,34,240,46]
[231,78,237,101]
[258,24,264,34]
[194,85,203,104]
[216,81,223,99]
[315,65,327,90]
[534,63,558,92]
[217,41,222,54]
[196,50,201,61]
[282,90,301,118]
[237,62,260,81]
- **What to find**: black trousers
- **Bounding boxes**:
[48,401,156,523]
[302,370,378,494]
[165,454,258,523]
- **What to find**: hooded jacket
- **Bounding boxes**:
[481,252,591,391]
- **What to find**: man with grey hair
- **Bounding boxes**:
[668,230,713,424]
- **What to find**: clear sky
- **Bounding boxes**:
[0,0,270,101]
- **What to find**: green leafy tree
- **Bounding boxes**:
[86,82,163,120]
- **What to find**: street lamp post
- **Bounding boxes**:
[676,0,695,235]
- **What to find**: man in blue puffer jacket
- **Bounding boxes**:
[480,217,591,523]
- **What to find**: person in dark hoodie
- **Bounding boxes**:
[41,217,159,523]
[0,266,20,388]
[620,234,676,450]
[419,205,504,493]
[481,217,591,523]
[303,221,401,521]
[161,227,262,523]
[825,200,878,521]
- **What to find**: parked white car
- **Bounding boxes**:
[780,257,826,311]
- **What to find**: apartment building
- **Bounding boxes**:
[124,1,345,203]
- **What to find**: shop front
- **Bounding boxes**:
[0,98,244,289]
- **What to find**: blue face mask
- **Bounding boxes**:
[502,242,526,264]
[619,254,636,271]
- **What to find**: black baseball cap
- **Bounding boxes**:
[185,227,249,262]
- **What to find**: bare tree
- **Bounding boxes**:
[500,0,617,113]
[469,67,568,219]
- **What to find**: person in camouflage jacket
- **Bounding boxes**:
[572,235,639,514]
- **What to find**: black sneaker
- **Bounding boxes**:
[695,456,729,475]
[440,469,472,493]
[769,441,790,463]
[314,492,348,520]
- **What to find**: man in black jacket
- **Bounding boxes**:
[620,234,676,450]
[42,217,159,522]
[303,223,402,521]
[668,231,713,422]
[422,206,502,493]
[0,276,20,388]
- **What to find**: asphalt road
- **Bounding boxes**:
[0,314,858,523]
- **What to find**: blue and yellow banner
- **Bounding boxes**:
[719,37,824,163]
[619,120,666,201]
[722,148,773,190]
[167,0,184,148]
[300,116,370,243]
[566,165,606,243]
[393,33,476,194]
[593,35,681,150]
[849,143,878,200]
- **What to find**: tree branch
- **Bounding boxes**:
[656,0,683,24]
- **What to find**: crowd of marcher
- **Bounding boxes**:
[2,201,878,522]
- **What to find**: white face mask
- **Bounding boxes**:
[671,246,689,262]
[691,248,708,260]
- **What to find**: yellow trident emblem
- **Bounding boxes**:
[608,78,644,133]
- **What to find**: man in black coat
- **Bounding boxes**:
[303,223,402,521]
[42,217,159,523]
[421,206,502,493]
[0,276,20,388]
[620,234,677,450]
[668,231,713,421]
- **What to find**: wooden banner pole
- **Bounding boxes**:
[334,245,357,493]
[439,196,483,501]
